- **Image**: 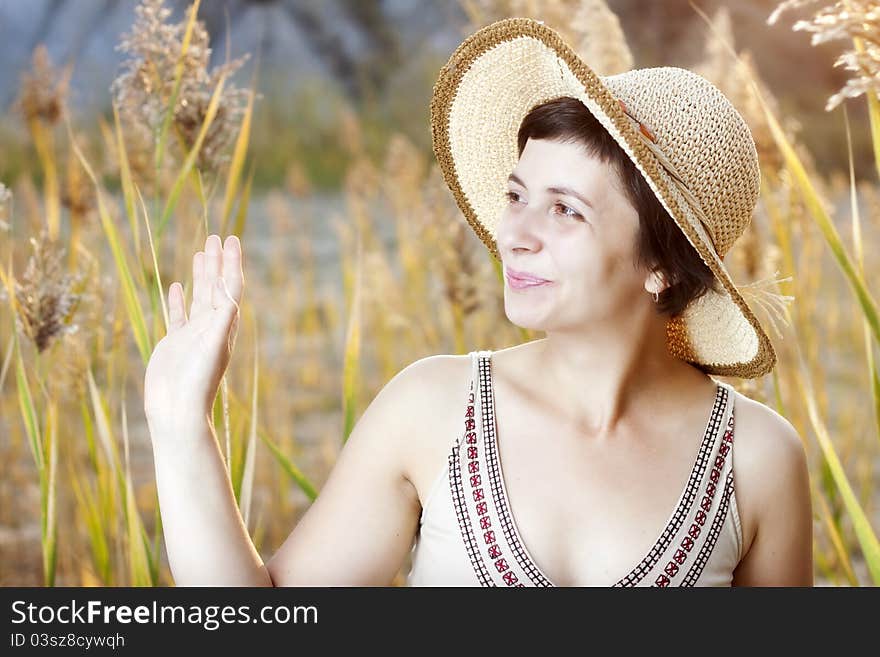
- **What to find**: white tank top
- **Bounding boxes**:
[407,349,744,586]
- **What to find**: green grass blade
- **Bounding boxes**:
[113,103,139,257]
[221,88,254,232]
[259,428,317,502]
[155,0,202,173]
[68,459,111,584]
[239,325,260,530]
[341,233,363,443]
[78,394,99,473]
[232,162,255,238]
[42,401,58,586]
[86,367,123,481]
[794,349,880,584]
[124,475,153,586]
[813,475,859,585]
[0,332,13,392]
[195,168,210,235]
[865,88,880,181]
[28,118,60,240]
[157,70,228,240]
[151,497,163,585]
[691,0,880,344]
[68,121,153,364]
[851,33,880,181]
[135,184,169,333]
[13,337,44,472]
[754,84,880,349]
[120,397,154,586]
[844,106,880,444]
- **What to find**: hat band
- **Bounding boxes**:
[616,100,720,258]
[617,101,793,340]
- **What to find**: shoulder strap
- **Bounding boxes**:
[450,351,478,453]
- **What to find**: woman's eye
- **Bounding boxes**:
[554,202,583,220]
[503,192,583,221]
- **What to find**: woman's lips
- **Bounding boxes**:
[505,269,553,290]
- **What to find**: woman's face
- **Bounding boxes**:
[496,137,653,332]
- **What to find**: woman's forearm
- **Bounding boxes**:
[148,415,274,586]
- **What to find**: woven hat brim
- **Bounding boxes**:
[430,17,776,379]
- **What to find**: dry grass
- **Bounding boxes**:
[0,0,877,586]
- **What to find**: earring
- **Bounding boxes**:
[652,290,659,303]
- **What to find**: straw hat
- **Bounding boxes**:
[430,17,780,379]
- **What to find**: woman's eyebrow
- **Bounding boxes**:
[507,173,594,209]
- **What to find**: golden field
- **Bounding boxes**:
[0,0,878,586]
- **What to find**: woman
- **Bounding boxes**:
[143,18,812,586]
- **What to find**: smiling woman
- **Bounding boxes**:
[509,96,721,318]
[143,16,812,589]
[417,17,811,586]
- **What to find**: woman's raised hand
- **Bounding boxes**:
[143,234,244,436]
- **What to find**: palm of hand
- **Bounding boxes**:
[144,234,245,427]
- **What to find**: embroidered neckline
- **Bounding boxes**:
[476,349,732,587]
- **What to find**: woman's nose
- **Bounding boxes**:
[497,205,543,254]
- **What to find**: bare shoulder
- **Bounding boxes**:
[377,353,473,494]
[730,388,806,469]
[382,353,472,428]
[728,386,813,584]
[390,353,471,396]
[263,353,471,585]
[730,390,807,543]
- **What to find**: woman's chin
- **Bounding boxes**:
[504,306,552,331]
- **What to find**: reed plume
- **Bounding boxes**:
[61,146,97,223]
[423,165,485,335]
[693,7,785,175]
[769,0,880,111]
[13,229,86,353]
[16,45,70,127]
[461,0,633,74]
[111,0,249,181]
[567,0,634,74]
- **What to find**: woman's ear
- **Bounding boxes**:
[644,269,670,295]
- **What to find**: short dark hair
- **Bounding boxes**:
[515,96,720,317]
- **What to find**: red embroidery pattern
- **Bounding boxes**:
[680,469,736,586]
[449,382,493,586]
[614,383,728,587]
[461,377,523,587]
[479,355,551,587]
[448,351,737,588]
[654,410,735,587]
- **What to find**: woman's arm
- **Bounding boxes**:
[148,354,444,586]
[145,233,435,586]
[731,405,813,586]
[149,415,275,586]
[263,357,439,586]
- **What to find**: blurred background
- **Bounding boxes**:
[0,0,878,587]
[0,0,875,186]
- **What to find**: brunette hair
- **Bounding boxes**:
[515,96,720,316]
